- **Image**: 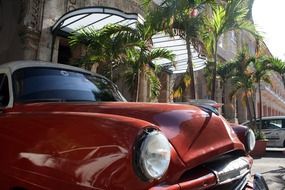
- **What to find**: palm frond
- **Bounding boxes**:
[183,73,191,88]
[173,87,183,99]
[269,57,285,74]
[146,69,161,101]
[149,48,175,65]
[217,61,236,81]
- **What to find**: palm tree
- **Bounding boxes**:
[229,50,256,125]
[229,49,282,130]
[216,61,236,114]
[124,46,174,101]
[202,0,258,100]
[69,25,130,81]
[250,40,285,132]
[269,57,285,87]
[113,23,175,101]
[69,23,175,102]
[143,0,213,99]
[172,73,191,101]
[250,56,272,131]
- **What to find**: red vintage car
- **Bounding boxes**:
[0,61,268,190]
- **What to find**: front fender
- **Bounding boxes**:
[0,111,156,189]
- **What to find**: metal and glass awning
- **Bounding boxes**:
[52,7,144,37]
[152,33,206,74]
[52,7,206,74]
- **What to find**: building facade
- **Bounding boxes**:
[215,30,285,123]
[0,0,144,65]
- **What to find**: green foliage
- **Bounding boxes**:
[269,57,285,72]
[202,0,259,99]
[146,69,162,101]
[68,21,175,101]
[227,46,285,135]
[172,73,191,100]
[268,57,285,87]
[254,129,267,140]
[68,25,134,79]
[227,49,260,123]
[119,22,174,101]
[217,61,236,82]
[143,0,215,99]
[173,87,183,99]
[228,48,274,100]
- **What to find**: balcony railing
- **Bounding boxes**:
[261,84,285,105]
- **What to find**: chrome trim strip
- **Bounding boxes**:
[207,157,250,185]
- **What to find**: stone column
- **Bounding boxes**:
[237,92,247,123]
[37,0,66,62]
[138,69,148,102]
[20,0,45,60]
[91,63,99,73]
[263,105,267,116]
[224,79,237,123]
[195,69,208,99]
[215,78,223,104]
[183,85,191,102]
[158,72,170,103]
[0,0,25,64]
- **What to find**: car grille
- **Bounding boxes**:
[206,156,250,186]
[210,174,250,190]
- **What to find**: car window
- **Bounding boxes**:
[12,67,125,103]
[262,119,282,129]
[0,73,9,107]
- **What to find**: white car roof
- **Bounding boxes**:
[0,60,92,74]
[241,116,285,125]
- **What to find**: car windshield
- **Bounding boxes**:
[262,120,282,129]
[12,67,125,103]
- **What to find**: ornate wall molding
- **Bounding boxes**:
[67,0,77,12]
[82,0,143,15]
[23,0,44,32]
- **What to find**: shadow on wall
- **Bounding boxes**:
[0,0,24,64]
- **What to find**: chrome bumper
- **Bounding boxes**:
[206,157,268,190]
[207,157,250,185]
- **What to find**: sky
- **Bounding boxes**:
[252,0,285,60]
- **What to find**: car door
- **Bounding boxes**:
[262,119,283,147]
[0,71,14,189]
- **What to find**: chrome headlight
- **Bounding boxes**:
[134,130,171,181]
[245,129,256,152]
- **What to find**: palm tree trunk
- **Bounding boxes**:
[250,92,257,129]
[138,68,147,102]
[136,68,141,102]
[110,62,113,81]
[186,35,196,100]
[258,81,262,132]
[211,37,218,100]
[222,80,226,115]
[245,93,253,124]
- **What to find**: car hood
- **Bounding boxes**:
[9,102,244,167]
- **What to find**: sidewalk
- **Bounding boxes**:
[252,148,285,190]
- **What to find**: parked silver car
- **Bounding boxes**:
[242,116,285,147]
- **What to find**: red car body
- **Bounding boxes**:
[0,61,267,190]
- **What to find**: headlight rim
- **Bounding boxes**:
[245,128,256,152]
[133,128,171,181]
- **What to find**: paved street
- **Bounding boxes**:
[252,148,285,190]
